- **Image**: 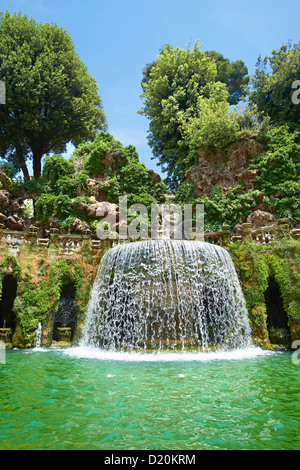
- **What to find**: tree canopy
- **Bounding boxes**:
[0,11,106,179]
[249,41,300,130]
[204,50,249,105]
[139,43,249,191]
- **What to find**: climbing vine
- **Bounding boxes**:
[0,252,94,346]
[0,252,22,299]
[230,238,300,347]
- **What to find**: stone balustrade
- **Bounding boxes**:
[0,218,298,254]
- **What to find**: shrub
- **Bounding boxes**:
[42,155,75,184]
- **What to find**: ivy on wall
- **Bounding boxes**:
[230,238,300,348]
[0,246,102,347]
[0,238,299,349]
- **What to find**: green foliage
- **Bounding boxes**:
[205,50,249,105]
[53,172,89,198]
[11,176,46,195]
[35,193,72,223]
[250,126,300,223]
[230,240,300,347]
[31,133,167,231]
[249,41,300,129]
[72,131,167,209]
[0,161,18,179]
[32,155,89,226]
[181,83,241,153]
[106,161,167,209]
[139,42,249,190]
[71,131,140,177]
[175,124,299,229]
[0,11,106,179]
[176,183,259,231]
[139,43,219,190]
[42,155,75,184]
[267,252,300,324]
[230,103,273,141]
[12,258,86,343]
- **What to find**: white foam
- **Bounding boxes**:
[62,346,274,363]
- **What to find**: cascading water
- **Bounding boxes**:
[82,240,252,352]
[35,322,42,349]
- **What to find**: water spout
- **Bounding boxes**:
[35,322,42,349]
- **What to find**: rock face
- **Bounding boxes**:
[87,201,118,219]
[186,139,263,197]
[246,210,276,228]
[6,215,26,231]
[0,188,26,231]
[0,171,12,190]
[70,218,86,233]
[101,150,120,173]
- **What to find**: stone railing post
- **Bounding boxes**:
[49,228,60,247]
[241,223,253,241]
[291,228,300,240]
[277,218,290,237]
[221,225,231,245]
[24,226,39,244]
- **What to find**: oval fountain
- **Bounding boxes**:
[81,240,252,353]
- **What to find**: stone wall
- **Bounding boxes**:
[0,235,111,349]
[186,138,263,197]
[0,224,298,350]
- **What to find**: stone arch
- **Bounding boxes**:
[0,275,18,333]
[53,281,78,342]
[264,275,291,345]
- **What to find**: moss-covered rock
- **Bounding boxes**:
[229,238,300,349]
[0,239,110,348]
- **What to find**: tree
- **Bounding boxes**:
[205,50,249,105]
[249,41,300,130]
[0,11,106,179]
[181,82,241,154]
[139,43,249,191]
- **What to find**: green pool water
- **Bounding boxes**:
[0,347,299,450]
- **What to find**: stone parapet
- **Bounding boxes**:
[0,218,297,253]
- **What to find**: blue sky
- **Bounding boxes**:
[3,0,300,176]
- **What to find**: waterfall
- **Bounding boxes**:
[82,240,252,352]
[35,322,42,349]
